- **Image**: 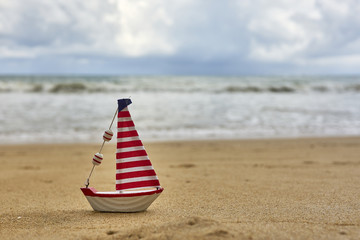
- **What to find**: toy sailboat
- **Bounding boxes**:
[81,98,163,212]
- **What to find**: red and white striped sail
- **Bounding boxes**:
[116,106,161,191]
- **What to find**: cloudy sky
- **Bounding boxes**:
[0,0,360,75]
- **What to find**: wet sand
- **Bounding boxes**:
[0,137,360,239]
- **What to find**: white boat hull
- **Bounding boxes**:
[81,187,163,212]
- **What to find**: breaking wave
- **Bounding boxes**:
[0,75,360,94]
[1,75,360,144]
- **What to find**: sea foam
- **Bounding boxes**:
[0,75,360,144]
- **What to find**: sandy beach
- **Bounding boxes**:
[0,137,360,239]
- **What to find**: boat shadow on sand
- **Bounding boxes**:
[5,210,234,239]
[4,209,154,227]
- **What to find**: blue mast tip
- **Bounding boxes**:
[118,98,132,112]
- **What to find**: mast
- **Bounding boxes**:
[84,107,118,188]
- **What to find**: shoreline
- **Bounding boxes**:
[1,137,360,239]
[2,134,360,146]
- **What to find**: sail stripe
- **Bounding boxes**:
[116,156,149,164]
[116,166,154,174]
[116,146,145,153]
[116,150,147,159]
[116,180,161,191]
[118,126,136,132]
[118,110,131,118]
[117,130,138,138]
[116,176,158,184]
[118,117,132,122]
[116,160,151,169]
[118,120,134,124]
[117,140,143,148]
[116,169,156,179]
[117,136,140,142]
[117,120,135,128]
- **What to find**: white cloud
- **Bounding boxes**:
[0,0,183,58]
[248,7,311,61]
[0,0,117,57]
[0,0,360,74]
[246,0,322,62]
[113,0,176,57]
[242,0,360,73]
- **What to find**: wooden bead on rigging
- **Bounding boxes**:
[103,129,113,142]
[92,153,103,165]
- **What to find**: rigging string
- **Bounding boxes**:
[85,107,118,188]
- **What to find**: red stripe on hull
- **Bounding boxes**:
[118,111,131,118]
[81,187,163,198]
[116,160,151,169]
[117,130,138,138]
[117,140,143,149]
[116,170,156,180]
[116,180,161,190]
[116,150,147,159]
[118,120,135,128]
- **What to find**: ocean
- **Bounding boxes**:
[1,75,360,144]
